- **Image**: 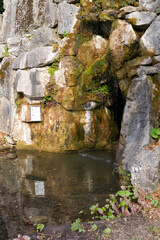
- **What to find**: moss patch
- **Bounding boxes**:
[81,57,108,90]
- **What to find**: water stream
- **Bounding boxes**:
[0,149,119,239]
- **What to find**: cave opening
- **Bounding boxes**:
[0,0,4,14]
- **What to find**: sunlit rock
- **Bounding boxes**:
[44,1,58,28]
[117,70,154,189]
[58,2,79,35]
[118,6,139,18]
[54,56,84,88]
[77,35,108,67]
[140,16,160,55]
[30,27,58,49]
[13,47,59,69]
[14,68,50,99]
[2,0,50,42]
[139,0,160,13]
[131,144,160,191]
[0,44,6,58]
[109,20,138,70]
[125,11,157,29]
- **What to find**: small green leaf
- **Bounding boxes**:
[146,195,153,200]
[104,204,110,209]
[91,224,98,231]
[150,128,158,139]
[36,223,44,232]
[155,128,160,135]
[103,228,111,234]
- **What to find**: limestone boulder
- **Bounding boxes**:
[14,68,50,99]
[0,97,12,134]
[118,6,139,18]
[139,0,160,13]
[109,20,138,70]
[117,71,154,189]
[7,37,21,56]
[13,47,60,70]
[58,2,79,35]
[54,0,79,3]
[54,86,78,110]
[2,0,50,42]
[0,57,14,100]
[16,104,112,152]
[131,144,160,191]
[117,56,152,80]
[140,16,160,55]
[128,66,158,79]
[153,55,160,64]
[116,56,152,94]
[0,44,6,58]
[0,57,15,134]
[77,35,108,67]
[54,56,84,88]
[44,2,58,28]
[12,112,32,145]
[126,12,157,29]
[30,27,58,49]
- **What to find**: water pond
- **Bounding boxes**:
[0,149,119,239]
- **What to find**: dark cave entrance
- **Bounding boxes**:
[0,0,4,14]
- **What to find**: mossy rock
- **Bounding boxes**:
[116,56,152,80]
[77,35,108,67]
[99,10,117,21]
[101,0,135,10]
[80,0,102,14]
[61,33,88,56]
[81,57,109,91]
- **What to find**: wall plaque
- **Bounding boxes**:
[35,181,45,196]
[30,106,41,122]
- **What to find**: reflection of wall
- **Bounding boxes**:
[0,151,118,238]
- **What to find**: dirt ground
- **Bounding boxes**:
[25,214,160,240]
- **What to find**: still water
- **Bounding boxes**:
[0,149,119,239]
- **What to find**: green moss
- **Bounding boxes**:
[53,43,59,52]
[2,45,9,58]
[128,17,137,25]
[99,10,116,21]
[75,123,85,141]
[101,0,135,10]
[72,56,85,80]
[75,34,87,50]
[81,82,86,92]
[48,54,62,75]
[81,57,108,90]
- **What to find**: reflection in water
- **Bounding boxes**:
[35,181,45,196]
[0,150,119,239]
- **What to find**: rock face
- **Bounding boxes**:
[58,2,79,34]
[109,20,138,69]
[140,16,160,55]
[125,12,157,29]
[117,71,153,183]
[139,0,160,13]
[13,47,59,69]
[0,0,119,153]
[1,0,160,191]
